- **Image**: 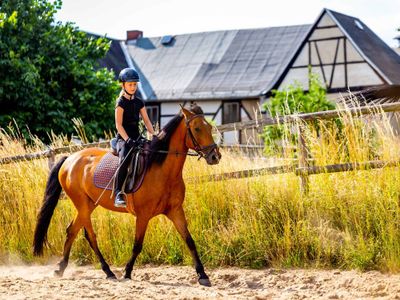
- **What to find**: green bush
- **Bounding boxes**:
[262,73,335,154]
[0,0,120,142]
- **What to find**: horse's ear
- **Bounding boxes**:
[180,104,193,120]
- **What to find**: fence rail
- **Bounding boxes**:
[2,102,400,191]
[0,141,110,165]
[188,164,296,183]
[188,158,400,184]
[0,142,265,166]
[217,102,400,132]
[295,159,400,176]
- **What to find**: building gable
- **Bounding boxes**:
[276,9,393,92]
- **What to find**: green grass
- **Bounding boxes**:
[1,107,400,272]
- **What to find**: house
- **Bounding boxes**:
[100,8,400,144]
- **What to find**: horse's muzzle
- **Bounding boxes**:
[205,147,221,165]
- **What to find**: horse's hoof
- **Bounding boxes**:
[121,277,131,282]
[106,275,117,281]
[199,278,212,287]
[123,273,132,281]
[54,270,64,277]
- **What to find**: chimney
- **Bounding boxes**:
[127,30,143,41]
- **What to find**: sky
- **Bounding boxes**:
[55,0,400,48]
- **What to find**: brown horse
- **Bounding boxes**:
[33,104,221,286]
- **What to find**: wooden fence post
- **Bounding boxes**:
[297,123,310,195]
[47,149,55,170]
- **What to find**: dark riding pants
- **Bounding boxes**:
[115,138,134,194]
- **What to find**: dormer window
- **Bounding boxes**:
[161,35,174,45]
[354,20,364,30]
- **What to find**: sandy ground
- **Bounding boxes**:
[0,264,400,299]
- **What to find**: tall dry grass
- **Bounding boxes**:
[1,106,400,272]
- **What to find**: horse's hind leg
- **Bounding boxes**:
[82,217,116,279]
[55,216,83,277]
[167,207,211,287]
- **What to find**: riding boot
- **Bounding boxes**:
[114,164,127,208]
[114,192,126,208]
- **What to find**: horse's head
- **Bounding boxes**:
[181,105,221,165]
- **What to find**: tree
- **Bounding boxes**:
[0,0,119,142]
[262,73,335,153]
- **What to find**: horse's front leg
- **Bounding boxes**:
[167,207,211,287]
[124,215,150,279]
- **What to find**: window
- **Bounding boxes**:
[146,105,159,125]
[223,102,240,124]
[161,35,174,45]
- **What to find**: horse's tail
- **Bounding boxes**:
[33,156,68,256]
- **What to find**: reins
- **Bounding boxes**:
[138,113,217,158]
[142,148,199,156]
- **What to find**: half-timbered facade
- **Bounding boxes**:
[275,9,400,100]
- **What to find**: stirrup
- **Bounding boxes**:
[114,191,127,208]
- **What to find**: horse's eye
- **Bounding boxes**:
[195,127,201,132]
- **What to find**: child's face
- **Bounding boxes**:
[123,82,138,94]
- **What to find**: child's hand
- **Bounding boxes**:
[156,131,166,140]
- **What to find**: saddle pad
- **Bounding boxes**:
[93,152,119,190]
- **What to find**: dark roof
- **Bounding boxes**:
[126,26,310,101]
[85,32,127,78]
[98,38,127,78]
[327,9,400,84]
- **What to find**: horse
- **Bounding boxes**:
[33,104,221,286]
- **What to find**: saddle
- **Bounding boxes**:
[93,139,150,194]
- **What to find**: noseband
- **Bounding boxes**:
[185,114,218,160]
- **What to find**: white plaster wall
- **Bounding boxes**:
[318,13,336,27]
[160,101,222,127]
[330,65,346,88]
[346,42,364,61]
[310,27,343,40]
[313,40,342,64]
[347,63,383,86]
[191,101,221,115]
[223,131,239,145]
[293,44,309,67]
[320,65,332,86]
[213,109,222,124]
[161,102,183,116]
[278,68,309,90]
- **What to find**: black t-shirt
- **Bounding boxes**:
[116,95,144,139]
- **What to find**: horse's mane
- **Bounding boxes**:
[148,104,203,165]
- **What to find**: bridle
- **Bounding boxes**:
[184,114,218,160]
[136,113,219,159]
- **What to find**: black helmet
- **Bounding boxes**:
[118,68,139,82]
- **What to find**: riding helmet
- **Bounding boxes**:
[118,68,140,82]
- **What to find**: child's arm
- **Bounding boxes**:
[140,107,155,136]
[115,107,129,141]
